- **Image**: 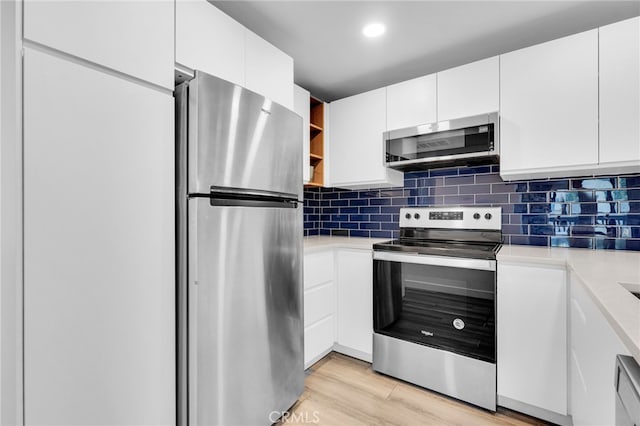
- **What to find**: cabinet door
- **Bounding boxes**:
[336,249,373,360]
[599,17,640,165]
[569,272,630,426]
[245,30,294,110]
[497,263,567,415]
[437,57,499,121]
[500,30,598,178]
[23,48,174,425]
[176,0,245,87]
[294,85,311,183]
[329,88,403,188]
[24,0,173,89]
[304,250,335,367]
[386,74,436,130]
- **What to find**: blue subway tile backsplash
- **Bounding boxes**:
[302,165,640,251]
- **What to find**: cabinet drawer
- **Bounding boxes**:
[304,316,334,366]
[304,250,334,289]
[304,282,334,327]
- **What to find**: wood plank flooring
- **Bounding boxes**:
[278,352,549,426]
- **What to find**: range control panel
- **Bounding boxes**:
[429,211,464,221]
[399,207,502,231]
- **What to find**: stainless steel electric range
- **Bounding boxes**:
[372,206,502,411]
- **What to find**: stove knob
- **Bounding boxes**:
[473,213,481,220]
[405,213,411,219]
[485,213,493,220]
[414,213,421,219]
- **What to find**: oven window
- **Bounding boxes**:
[374,259,495,363]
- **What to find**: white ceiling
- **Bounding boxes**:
[211,1,640,102]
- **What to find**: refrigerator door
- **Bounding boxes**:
[187,197,303,426]
[188,71,302,199]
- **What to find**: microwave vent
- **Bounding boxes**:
[417,139,451,150]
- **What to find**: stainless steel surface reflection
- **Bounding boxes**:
[188,71,302,200]
[615,355,640,426]
[176,71,304,426]
[373,333,496,411]
[188,199,303,426]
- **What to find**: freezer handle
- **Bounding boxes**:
[207,186,300,208]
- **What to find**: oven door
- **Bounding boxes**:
[373,251,496,363]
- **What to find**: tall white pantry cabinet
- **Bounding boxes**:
[20,0,175,424]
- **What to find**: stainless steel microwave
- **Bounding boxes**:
[384,112,499,171]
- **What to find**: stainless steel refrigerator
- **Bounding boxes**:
[175,71,304,426]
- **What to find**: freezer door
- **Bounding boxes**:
[188,71,302,198]
[187,198,304,426]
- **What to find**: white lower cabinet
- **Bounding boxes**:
[303,247,374,367]
[497,262,567,421]
[303,250,335,367]
[498,258,634,426]
[569,271,630,426]
[335,249,373,361]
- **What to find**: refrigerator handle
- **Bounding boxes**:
[209,186,299,202]
[208,186,300,208]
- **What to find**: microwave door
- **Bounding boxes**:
[386,125,493,162]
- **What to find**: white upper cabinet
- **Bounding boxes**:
[176,0,294,109]
[329,88,403,188]
[245,30,294,110]
[294,85,311,183]
[500,29,599,180]
[385,56,498,131]
[175,0,245,87]
[24,0,173,89]
[386,74,436,131]
[599,16,640,167]
[437,56,499,121]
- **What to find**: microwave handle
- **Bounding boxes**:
[373,251,496,272]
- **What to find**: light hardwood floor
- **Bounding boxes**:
[278,352,549,426]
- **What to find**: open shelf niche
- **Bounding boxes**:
[307,96,324,187]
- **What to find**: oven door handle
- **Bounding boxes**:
[373,251,496,271]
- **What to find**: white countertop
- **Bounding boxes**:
[303,235,388,252]
[498,245,640,363]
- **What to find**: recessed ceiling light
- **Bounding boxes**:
[362,22,386,38]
